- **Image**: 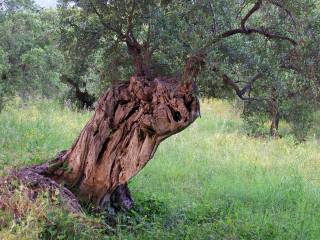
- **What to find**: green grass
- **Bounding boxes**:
[0,98,91,172]
[1,98,320,239]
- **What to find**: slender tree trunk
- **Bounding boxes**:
[269,98,280,137]
[270,111,280,137]
[6,75,200,213]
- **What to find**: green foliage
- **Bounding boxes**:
[242,111,269,137]
[39,207,105,240]
[20,46,64,97]
[1,99,320,239]
[1,0,319,134]
[0,1,64,110]
[55,0,320,136]
[284,101,315,141]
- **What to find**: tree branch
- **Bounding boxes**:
[201,0,297,51]
[222,72,263,100]
[205,26,297,49]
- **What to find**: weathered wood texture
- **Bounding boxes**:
[6,76,199,212]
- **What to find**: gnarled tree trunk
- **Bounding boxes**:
[1,22,203,213]
[4,75,200,213]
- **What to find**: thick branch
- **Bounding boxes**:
[212,25,297,46]
[245,27,297,45]
[201,0,297,51]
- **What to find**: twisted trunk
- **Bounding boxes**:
[5,75,199,212]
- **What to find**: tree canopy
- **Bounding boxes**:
[1,0,319,138]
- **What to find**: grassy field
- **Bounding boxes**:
[0,98,320,239]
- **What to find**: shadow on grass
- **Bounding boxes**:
[102,194,167,234]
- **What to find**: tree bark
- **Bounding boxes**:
[4,75,200,213]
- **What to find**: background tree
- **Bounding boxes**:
[0,0,64,109]
[57,0,320,138]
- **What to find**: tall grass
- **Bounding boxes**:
[0,98,91,172]
[0,98,320,239]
